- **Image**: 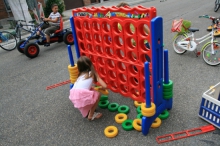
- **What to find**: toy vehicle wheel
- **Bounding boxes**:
[214,0,220,12]
[17,40,26,53]
[63,31,74,45]
[173,34,187,54]
[24,43,40,58]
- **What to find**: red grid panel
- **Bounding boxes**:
[72,6,156,102]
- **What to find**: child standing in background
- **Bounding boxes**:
[69,56,107,120]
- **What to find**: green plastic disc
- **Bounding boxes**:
[137,113,143,119]
[163,80,173,89]
[163,91,173,96]
[122,119,134,131]
[159,110,170,120]
[108,103,119,112]
[163,88,172,92]
[163,93,173,100]
[100,95,108,101]
[98,100,110,109]
[118,105,130,114]
[136,106,141,114]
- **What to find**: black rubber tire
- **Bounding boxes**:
[24,43,40,58]
[17,40,26,53]
[214,0,220,12]
[63,31,74,45]
[0,31,17,51]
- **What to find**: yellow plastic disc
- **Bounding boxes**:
[141,102,156,113]
[94,87,109,95]
[134,101,142,107]
[115,113,128,124]
[151,117,162,128]
[133,119,142,131]
[104,126,118,138]
[141,110,156,117]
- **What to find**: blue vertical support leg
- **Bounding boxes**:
[145,62,151,108]
[70,16,80,59]
[142,62,151,135]
[151,16,163,107]
[67,45,75,89]
[164,49,173,110]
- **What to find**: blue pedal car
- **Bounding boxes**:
[17,17,74,58]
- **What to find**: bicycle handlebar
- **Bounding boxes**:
[199,15,220,24]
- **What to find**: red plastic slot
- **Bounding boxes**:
[156,124,215,144]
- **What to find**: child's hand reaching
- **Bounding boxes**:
[94,86,109,95]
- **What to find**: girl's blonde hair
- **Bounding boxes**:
[77,56,98,82]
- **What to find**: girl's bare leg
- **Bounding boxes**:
[88,95,102,119]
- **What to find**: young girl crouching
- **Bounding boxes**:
[69,56,107,121]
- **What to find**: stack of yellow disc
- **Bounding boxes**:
[68,64,79,84]
[141,102,156,117]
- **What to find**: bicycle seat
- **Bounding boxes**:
[188,28,199,32]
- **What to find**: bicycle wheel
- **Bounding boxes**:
[0,31,17,51]
[214,0,220,12]
[173,34,187,54]
[202,42,220,66]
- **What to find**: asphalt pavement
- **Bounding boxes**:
[1,0,220,146]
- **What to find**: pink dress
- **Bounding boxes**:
[69,74,100,117]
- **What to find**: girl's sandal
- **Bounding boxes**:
[88,112,103,121]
